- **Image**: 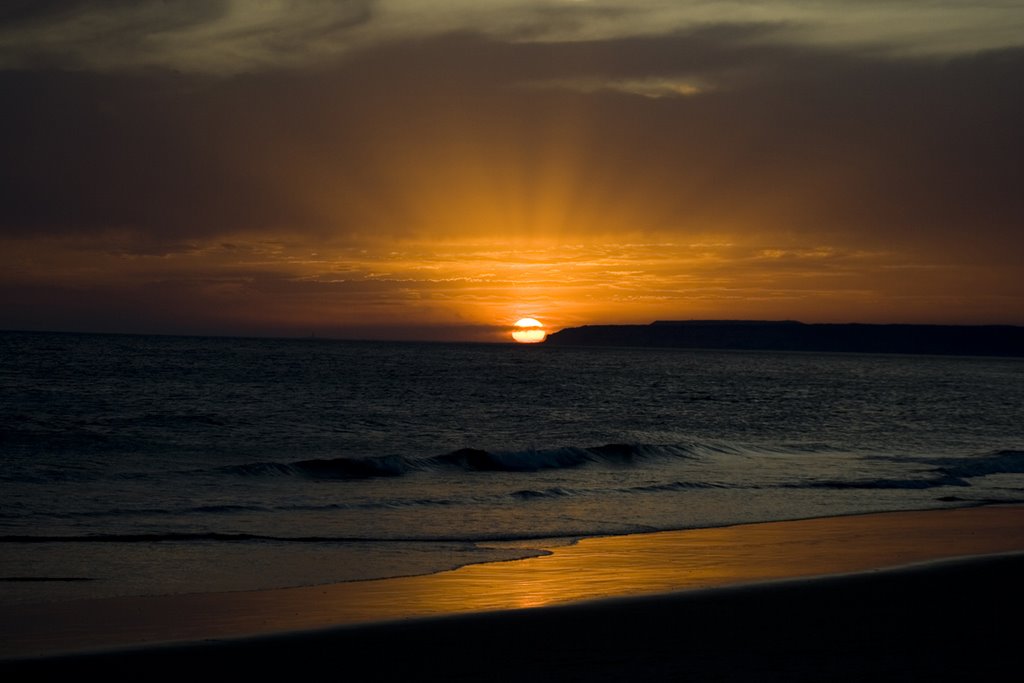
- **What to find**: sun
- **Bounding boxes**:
[511,317,546,344]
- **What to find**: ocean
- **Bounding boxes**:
[2,331,1023,605]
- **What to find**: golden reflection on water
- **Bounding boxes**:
[5,506,1024,656]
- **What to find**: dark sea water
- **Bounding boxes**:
[2,331,1023,604]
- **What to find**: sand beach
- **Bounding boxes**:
[3,505,1023,680]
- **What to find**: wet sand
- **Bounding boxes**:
[3,505,1024,679]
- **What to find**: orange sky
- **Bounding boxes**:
[1,2,1022,341]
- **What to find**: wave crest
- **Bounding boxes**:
[935,450,1024,479]
[221,443,703,480]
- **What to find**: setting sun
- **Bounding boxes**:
[512,318,546,343]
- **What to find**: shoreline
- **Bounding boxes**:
[9,553,1018,681]
[4,505,1024,669]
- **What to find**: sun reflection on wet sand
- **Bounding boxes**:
[5,506,1024,657]
[382,506,1024,617]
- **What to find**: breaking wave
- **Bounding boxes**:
[218,443,706,480]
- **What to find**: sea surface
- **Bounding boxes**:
[2,331,1023,604]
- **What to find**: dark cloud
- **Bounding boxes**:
[0,1,229,71]
[0,0,226,27]
[0,0,374,72]
[2,28,1021,254]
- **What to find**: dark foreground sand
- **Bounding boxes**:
[4,506,1024,680]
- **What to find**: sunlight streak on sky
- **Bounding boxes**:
[1,1,1022,338]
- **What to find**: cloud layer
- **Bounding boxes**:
[4,1,1024,73]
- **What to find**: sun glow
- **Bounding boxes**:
[512,318,546,343]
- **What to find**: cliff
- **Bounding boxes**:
[543,320,1024,357]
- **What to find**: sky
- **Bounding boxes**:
[2,1,1022,342]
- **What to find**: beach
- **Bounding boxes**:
[4,505,1023,680]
